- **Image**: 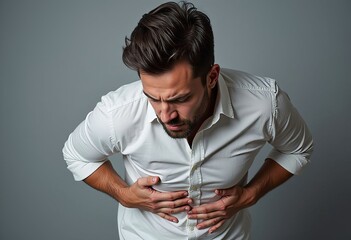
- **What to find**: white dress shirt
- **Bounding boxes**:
[63,68,313,240]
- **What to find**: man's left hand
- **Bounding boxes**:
[187,185,255,233]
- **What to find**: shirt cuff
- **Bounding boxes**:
[66,159,107,181]
[267,149,310,175]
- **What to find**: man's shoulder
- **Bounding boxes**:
[219,68,278,117]
[100,80,145,112]
[220,68,277,93]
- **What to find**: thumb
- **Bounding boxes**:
[215,186,237,196]
[137,176,159,188]
[215,189,227,196]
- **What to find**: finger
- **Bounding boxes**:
[215,189,226,196]
[157,212,179,223]
[157,205,191,215]
[137,176,159,188]
[188,210,225,220]
[208,219,226,233]
[152,190,189,202]
[188,202,222,214]
[196,217,223,230]
[155,197,192,209]
[216,186,242,197]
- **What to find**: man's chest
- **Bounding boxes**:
[119,117,268,194]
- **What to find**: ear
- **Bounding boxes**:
[207,64,220,89]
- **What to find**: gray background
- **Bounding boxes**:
[1,0,350,239]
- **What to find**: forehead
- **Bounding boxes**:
[140,61,202,98]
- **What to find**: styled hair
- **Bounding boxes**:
[122,1,214,82]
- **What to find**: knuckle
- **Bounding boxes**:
[150,204,157,211]
[169,193,177,200]
[136,178,143,186]
[205,208,212,214]
[202,206,209,213]
[218,205,226,211]
[219,211,226,216]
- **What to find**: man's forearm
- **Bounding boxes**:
[83,161,129,204]
[244,158,293,204]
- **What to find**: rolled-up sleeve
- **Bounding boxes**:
[267,85,314,175]
[62,96,118,181]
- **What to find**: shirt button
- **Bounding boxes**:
[190,163,200,174]
[190,185,199,191]
[189,225,195,231]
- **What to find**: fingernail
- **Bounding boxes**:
[184,192,188,196]
[152,177,157,182]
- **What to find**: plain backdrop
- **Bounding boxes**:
[1,0,350,239]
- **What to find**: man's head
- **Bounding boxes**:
[141,61,219,139]
[123,1,219,139]
[122,1,214,82]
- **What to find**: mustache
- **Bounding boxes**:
[157,115,182,125]
[167,118,182,125]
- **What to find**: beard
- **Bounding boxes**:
[157,115,198,138]
[157,89,210,139]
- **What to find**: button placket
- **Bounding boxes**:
[186,132,204,239]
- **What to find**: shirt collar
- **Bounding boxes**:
[146,97,157,123]
[201,73,235,131]
[145,73,235,123]
[214,73,235,120]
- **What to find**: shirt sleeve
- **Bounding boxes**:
[267,85,314,175]
[62,95,119,181]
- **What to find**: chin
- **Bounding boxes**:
[165,129,191,139]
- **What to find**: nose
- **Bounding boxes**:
[159,102,177,123]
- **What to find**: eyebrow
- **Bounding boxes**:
[143,91,190,103]
[143,91,159,101]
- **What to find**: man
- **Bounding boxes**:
[63,1,313,239]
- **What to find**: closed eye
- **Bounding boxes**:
[148,97,160,103]
[143,91,191,104]
[168,96,190,104]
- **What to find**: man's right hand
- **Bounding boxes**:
[83,162,191,223]
[121,176,192,223]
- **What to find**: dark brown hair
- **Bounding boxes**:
[122,1,214,82]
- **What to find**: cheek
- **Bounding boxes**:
[177,101,201,119]
[174,105,191,118]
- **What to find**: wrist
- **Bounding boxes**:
[242,184,261,207]
[112,184,130,206]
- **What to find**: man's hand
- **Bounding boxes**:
[122,176,193,223]
[83,162,192,223]
[187,159,293,233]
[187,185,254,233]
